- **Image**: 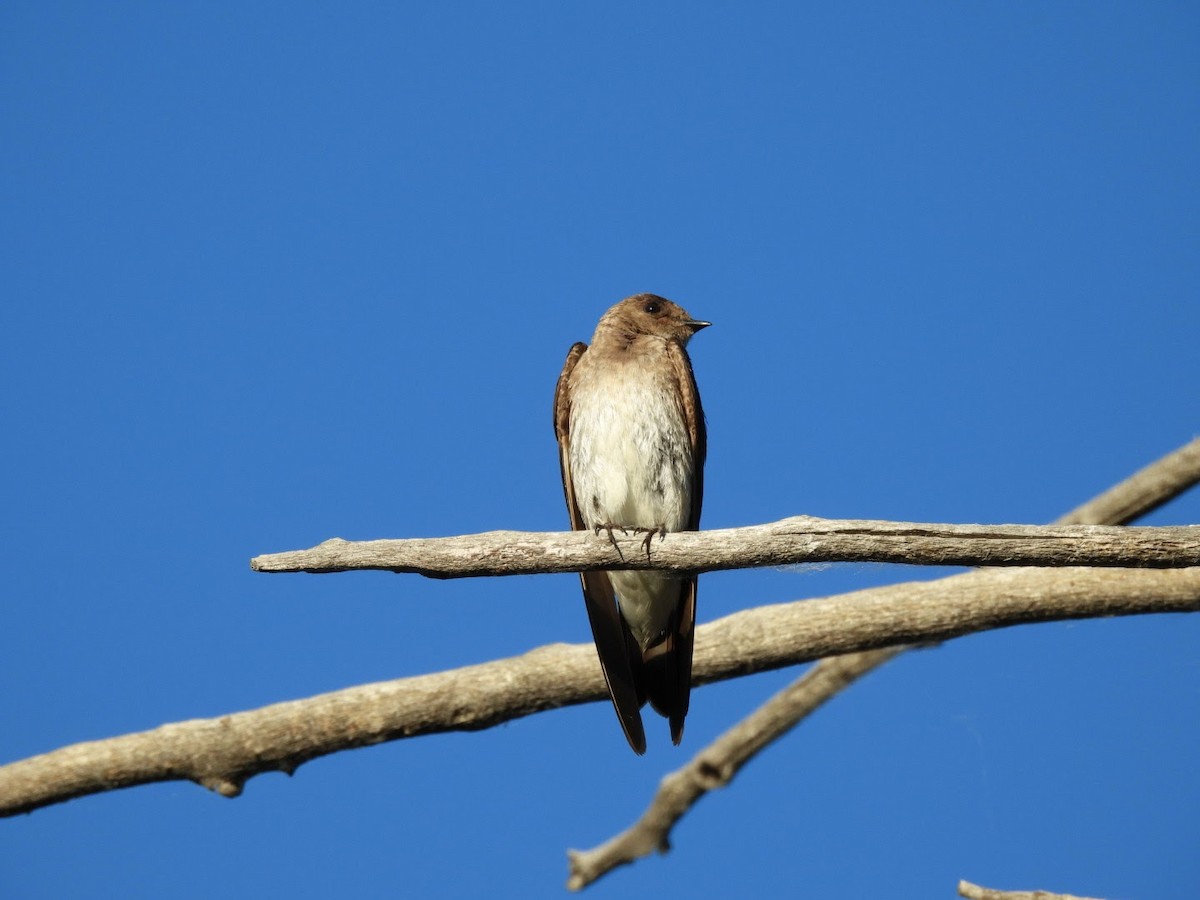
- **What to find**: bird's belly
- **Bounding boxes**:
[568,383,694,533]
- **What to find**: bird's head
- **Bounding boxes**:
[597,293,711,346]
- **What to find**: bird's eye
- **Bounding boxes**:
[643,300,661,315]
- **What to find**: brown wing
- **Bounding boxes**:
[553,343,587,530]
[554,342,647,755]
[665,340,707,743]
[667,340,706,530]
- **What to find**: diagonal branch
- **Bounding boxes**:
[566,647,903,890]
[2,565,1198,817]
[1057,437,1200,527]
[3,441,1196,827]
[250,518,1200,577]
[565,436,1200,889]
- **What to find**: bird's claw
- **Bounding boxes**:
[593,522,627,560]
[631,525,667,561]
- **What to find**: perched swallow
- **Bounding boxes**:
[553,293,709,753]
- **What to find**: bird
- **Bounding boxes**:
[553,293,709,754]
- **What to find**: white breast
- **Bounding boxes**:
[567,362,694,533]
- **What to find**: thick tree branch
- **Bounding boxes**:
[250,518,1200,577]
[565,437,1200,889]
[5,439,1197,841]
[3,565,1198,817]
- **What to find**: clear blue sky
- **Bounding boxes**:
[3,3,1198,898]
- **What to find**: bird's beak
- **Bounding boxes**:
[686,319,712,332]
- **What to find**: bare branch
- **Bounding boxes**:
[5,439,1197,845]
[565,648,901,890]
[565,437,1200,889]
[3,565,1198,817]
[250,518,1200,577]
[1057,436,1200,526]
[958,879,1105,900]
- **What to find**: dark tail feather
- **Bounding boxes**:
[622,616,648,709]
[642,577,697,745]
[641,637,683,742]
[579,571,647,755]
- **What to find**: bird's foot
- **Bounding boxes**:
[630,525,668,561]
[593,522,629,560]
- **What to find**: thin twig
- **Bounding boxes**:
[250,518,1200,577]
[958,879,1105,900]
[565,648,901,890]
[565,437,1200,889]
[1058,437,1200,526]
